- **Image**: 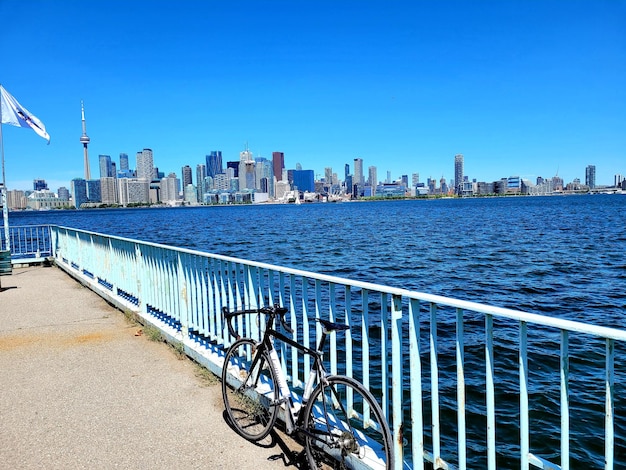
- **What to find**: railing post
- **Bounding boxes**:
[520,321,529,469]
[409,298,424,470]
[391,294,403,470]
[561,330,569,470]
[177,252,189,340]
[430,303,441,467]
[606,339,615,469]
[456,308,466,470]
[486,314,495,469]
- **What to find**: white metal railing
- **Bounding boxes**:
[46,225,624,469]
[2,224,52,260]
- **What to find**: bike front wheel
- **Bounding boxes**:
[302,375,394,470]
[221,338,279,441]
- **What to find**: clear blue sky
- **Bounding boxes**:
[1,0,624,191]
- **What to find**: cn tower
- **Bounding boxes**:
[80,101,91,180]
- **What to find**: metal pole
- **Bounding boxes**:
[1,91,11,252]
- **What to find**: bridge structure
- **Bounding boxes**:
[3,224,624,470]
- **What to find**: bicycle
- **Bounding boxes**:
[221,305,394,470]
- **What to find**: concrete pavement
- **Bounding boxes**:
[0,265,302,469]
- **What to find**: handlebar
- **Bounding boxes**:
[222,305,292,340]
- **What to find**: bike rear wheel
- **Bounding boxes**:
[221,338,279,441]
[302,375,394,470]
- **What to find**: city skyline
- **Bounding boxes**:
[0,1,623,191]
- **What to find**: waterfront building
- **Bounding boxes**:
[354,158,364,186]
[181,165,192,188]
[324,167,333,184]
[293,169,315,193]
[33,179,48,191]
[136,149,154,181]
[614,174,624,188]
[99,155,114,178]
[160,173,180,203]
[57,187,70,201]
[213,173,229,191]
[412,173,419,188]
[87,179,101,203]
[238,148,255,190]
[368,166,377,196]
[7,189,26,210]
[206,151,223,178]
[129,179,150,204]
[461,180,474,197]
[275,180,290,200]
[71,178,88,209]
[119,153,129,171]
[26,190,66,210]
[507,176,521,194]
[183,184,197,204]
[585,165,596,189]
[100,177,118,204]
[552,176,564,191]
[454,154,464,196]
[196,164,207,203]
[255,158,273,196]
[273,152,285,182]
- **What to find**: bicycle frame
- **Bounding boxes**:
[246,313,328,435]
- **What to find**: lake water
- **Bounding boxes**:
[9,195,626,467]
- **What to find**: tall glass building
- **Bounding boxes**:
[99,155,113,178]
[272,152,284,182]
[71,178,88,209]
[119,153,129,171]
[293,169,315,193]
[181,165,192,188]
[585,165,596,189]
[206,151,223,178]
[454,154,464,195]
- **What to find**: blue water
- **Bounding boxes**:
[9,195,626,467]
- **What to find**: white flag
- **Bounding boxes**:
[0,86,50,143]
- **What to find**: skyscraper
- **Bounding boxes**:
[454,154,464,195]
[99,155,113,178]
[206,151,223,178]
[368,166,377,195]
[272,152,285,182]
[71,178,88,209]
[79,101,91,180]
[136,149,154,181]
[196,164,206,203]
[354,158,364,186]
[119,153,129,171]
[239,147,255,190]
[585,165,596,189]
[181,165,193,188]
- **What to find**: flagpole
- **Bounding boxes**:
[1,87,10,252]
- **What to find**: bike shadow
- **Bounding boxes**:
[221,411,308,468]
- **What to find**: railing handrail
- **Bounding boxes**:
[51,224,626,342]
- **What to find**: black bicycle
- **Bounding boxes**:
[221,305,394,470]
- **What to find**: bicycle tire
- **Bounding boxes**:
[221,338,279,441]
[302,375,394,470]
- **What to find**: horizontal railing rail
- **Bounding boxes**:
[47,225,624,470]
